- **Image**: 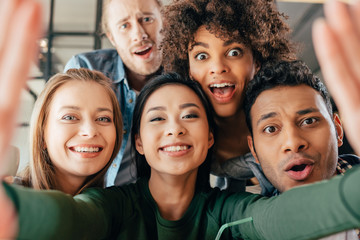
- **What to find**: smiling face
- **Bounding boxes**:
[106,0,163,76]
[135,85,214,179]
[188,26,259,117]
[44,81,116,183]
[248,85,343,192]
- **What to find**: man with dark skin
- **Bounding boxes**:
[244,60,360,239]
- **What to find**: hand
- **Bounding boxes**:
[313,0,360,155]
[0,0,42,238]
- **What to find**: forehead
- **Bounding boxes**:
[191,26,248,50]
[144,85,203,109]
[193,26,226,43]
[107,0,160,18]
[250,85,330,121]
[49,81,113,109]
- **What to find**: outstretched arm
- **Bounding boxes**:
[0,0,42,238]
[313,0,360,154]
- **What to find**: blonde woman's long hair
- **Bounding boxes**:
[19,68,122,194]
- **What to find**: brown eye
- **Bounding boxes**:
[227,48,243,57]
[195,53,208,61]
[302,117,317,126]
[264,126,277,134]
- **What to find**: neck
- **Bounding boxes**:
[54,170,86,195]
[214,110,250,163]
[148,170,197,221]
[125,67,161,92]
[214,108,245,126]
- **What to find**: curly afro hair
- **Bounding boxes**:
[162,0,297,77]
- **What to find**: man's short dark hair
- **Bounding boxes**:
[244,60,332,135]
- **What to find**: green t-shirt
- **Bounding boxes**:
[4,166,360,240]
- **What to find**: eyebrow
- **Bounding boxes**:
[296,107,319,115]
[116,12,155,25]
[60,106,113,113]
[180,103,200,109]
[146,103,200,113]
[192,40,235,49]
[116,17,130,26]
[256,107,320,126]
[256,112,277,127]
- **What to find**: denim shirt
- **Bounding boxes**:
[64,49,137,187]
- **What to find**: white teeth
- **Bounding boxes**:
[74,147,100,153]
[163,145,188,152]
[209,83,235,88]
[135,46,150,54]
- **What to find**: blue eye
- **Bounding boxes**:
[143,17,153,23]
[62,115,77,121]
[263,126,277,134]
[120,23,128,29]
[195,53,208,61]
[97,117,112,123]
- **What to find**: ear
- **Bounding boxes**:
[106,32,116,47]
[135,134,144,155]
[247,135,259,163]
[333,113,344,147]
[208,132,214,149]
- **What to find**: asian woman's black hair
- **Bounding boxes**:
[131,72,217,191]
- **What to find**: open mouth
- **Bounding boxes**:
[70,146,103,153]
[161,145,191,152]
[134,46,152,56]
[290,164,307,172]
[209,83,235,99]
[286,163,313,181]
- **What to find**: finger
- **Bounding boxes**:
[312,19,360,110]
[0,0,21,57]
[0,1,42,108]
[0,0,42,166]
[313,18,360,154]
[324,0,360,79]
[350,0,360,36]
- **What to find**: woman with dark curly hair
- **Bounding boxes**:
[162,0,297,194]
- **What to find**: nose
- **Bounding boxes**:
[79,120,98,138]
[282,127,308,153]
[209,57,229,75]
[166,120,186,137]
[132,21,148,42]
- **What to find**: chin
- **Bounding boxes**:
[214,107,238,118]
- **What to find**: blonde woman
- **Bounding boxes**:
[17,68,123,195]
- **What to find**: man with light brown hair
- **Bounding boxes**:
[64,0,164,187]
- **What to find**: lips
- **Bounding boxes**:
[284,158,315,181]
[134,46,152,55]
[159,143,192,157]
[69,144,103,158]
[133,43,153,59]
[208,82,236,103]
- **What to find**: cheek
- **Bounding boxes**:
[106,126,117,149]
[189,60,202,78]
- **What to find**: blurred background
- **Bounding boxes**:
[11,0,332,173]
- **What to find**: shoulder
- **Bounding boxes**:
[338,154,360,166]
[73,49,119,60]
[64,48,123,74]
